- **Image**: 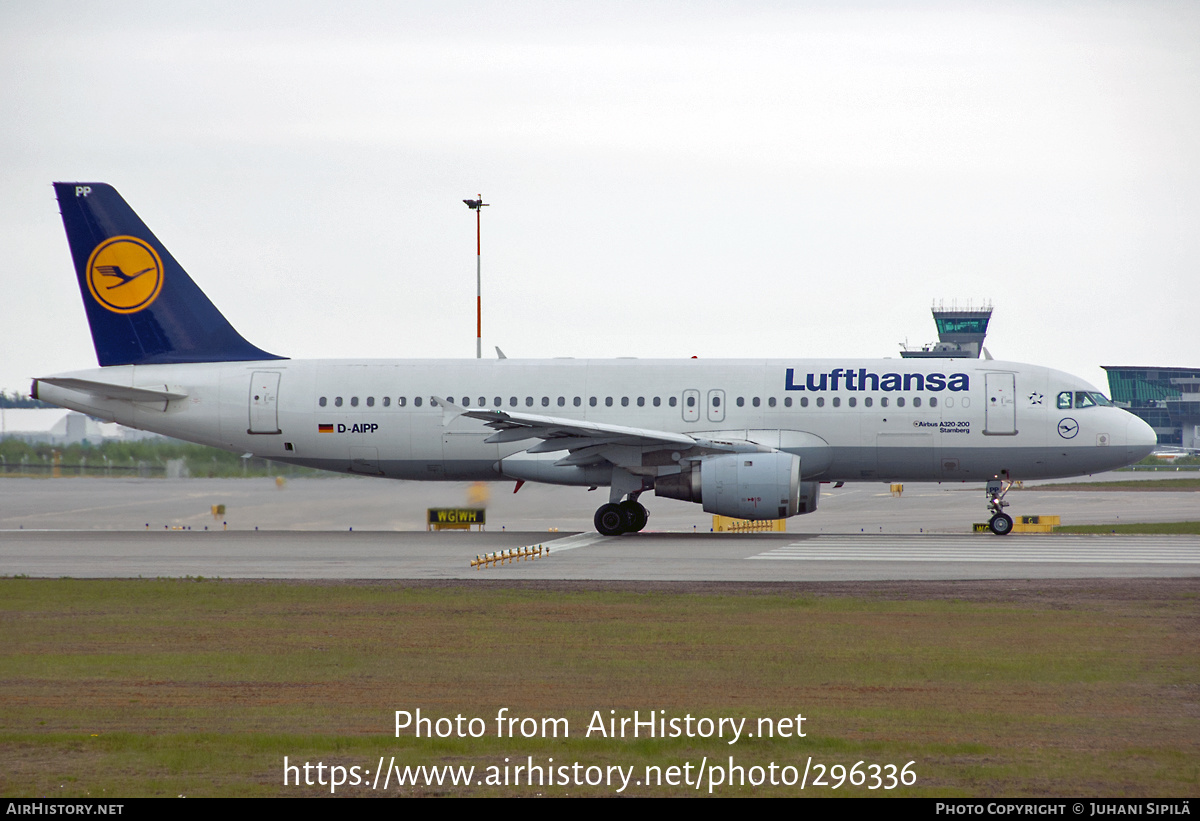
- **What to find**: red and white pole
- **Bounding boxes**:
[463,195,489,359]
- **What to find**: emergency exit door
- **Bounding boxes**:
[248,371,282,434]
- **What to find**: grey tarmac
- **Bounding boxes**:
[1,473,1197,581]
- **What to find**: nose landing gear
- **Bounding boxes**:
[986,478,1014,536]
[594,496,649,536]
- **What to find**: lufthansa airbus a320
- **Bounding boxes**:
[34,183,1157,535]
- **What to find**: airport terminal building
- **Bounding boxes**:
[1102,366,1200,452]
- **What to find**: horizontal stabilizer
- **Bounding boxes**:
[36,377,188,403]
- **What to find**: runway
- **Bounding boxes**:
[2,529,1197,581]
[1,475,1197,581]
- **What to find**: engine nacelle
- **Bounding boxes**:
[656,452,815,520]
[497,452,612,486]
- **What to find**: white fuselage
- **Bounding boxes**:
[35,357,1156,486]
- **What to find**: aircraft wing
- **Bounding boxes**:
[430,396,771,469]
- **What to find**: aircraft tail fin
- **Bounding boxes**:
[53,182,284,367]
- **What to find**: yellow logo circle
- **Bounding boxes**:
[85,236,164,314]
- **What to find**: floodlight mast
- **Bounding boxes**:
[463,196,489,358]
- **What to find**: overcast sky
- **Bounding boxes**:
[3,1,1197,394]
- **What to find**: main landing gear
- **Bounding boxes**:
[594,497,649,536]
[985,478,1014,536]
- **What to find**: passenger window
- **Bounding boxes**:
[897,397,906,408]
[493,397,501,406]
[848,397,856,408]
[865,397,873,408]
[1075,392,1096,409]
[621,397,629,407]
[351,397,359,407]
[713,396,721,407]
[881,397,888,408]
[319,396,327,407]
[800,397,809,408]
[589,397,597,407]
[653,397,661,407]
[1057,391,1073,410]
[335,397,343,407]
[526,397,534,407]
[686,396,696,407]
[913,397,921,408]
[509,397,518,407]
[832,397,841,408]
[606,397,613,407]
[367,396,375,407]
[768,397,776,408]
[542,397,550,407]
[929,397,937,408]
[573,397,581,407]
[637,397,645,407]
[816,397,824,408]
[398,397,406,407]
[557,396,565,407]
[784,397,792,407]
[479,397,486,407]
[752,397,760,407]
[737,397,745,407]
[669,397,677,407]
[383,397,391,407]
[414,397,422,407]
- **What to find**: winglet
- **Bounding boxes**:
[430,396,467,426]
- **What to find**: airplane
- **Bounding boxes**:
[32,183,1158,536]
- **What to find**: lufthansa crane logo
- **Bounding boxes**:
[85,236,164,314]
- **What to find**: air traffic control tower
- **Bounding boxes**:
[900,301,992,359]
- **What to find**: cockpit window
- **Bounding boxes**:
[1061,391,1112,409]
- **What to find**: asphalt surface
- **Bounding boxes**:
[1,474,1196,580]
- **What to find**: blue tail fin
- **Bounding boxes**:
[54,182,285,367]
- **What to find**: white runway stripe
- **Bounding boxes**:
[533,533,614,553]
[751,536,1200,563]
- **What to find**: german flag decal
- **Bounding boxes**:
[318,424,334,433]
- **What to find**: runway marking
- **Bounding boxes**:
[533,533,614,553]
[751,536,1200,564]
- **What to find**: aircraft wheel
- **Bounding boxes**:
[988,513,1014,536]
[595,503,626,536]
[620,500,648,533]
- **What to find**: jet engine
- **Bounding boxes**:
[655,452,818,520]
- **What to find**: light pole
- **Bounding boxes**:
[463,196,489,358]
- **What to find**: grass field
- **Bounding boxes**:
[1029,478,1200,492]
[1054,522,1200,535]
[0,578,1196,797]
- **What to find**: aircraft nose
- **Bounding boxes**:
[1125,413,1157,462]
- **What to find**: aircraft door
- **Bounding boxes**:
[682,389,700,422]
[984,373,1017,435]
[707,389,725,422]
[248,371,281,434]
